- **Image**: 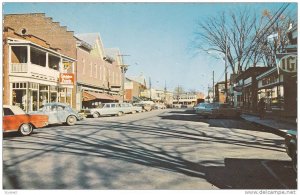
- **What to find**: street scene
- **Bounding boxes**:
[3,110,297,189]
[2,2,298,192]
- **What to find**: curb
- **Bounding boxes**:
[240,116,287,137]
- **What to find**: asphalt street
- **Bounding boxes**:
[3,109,297,189]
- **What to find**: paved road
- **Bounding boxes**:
[3,109,297,189]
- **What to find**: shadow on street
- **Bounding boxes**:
[3,111,297,189]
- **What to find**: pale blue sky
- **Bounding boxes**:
[3,2,297,93]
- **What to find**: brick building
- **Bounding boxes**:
[3,26,75,112]
[4,13,77,108]
[75,33,122,109]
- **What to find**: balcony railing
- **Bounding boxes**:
[10,63,59,82]
[11,63,28,73]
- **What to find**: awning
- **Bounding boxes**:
[83,91,115,101]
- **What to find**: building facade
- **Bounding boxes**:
[4,13,77,109]
[3,27,75,112]
[75,33,122,109]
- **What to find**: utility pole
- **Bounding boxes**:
[149,77,152,100]
[118,54,130,103]
[224,36,228,103]
[212,70,214,102]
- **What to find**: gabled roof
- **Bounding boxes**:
[104,48,123,64]
[127,75,147,86]
[75,33,105,58]
[75,33,100,47]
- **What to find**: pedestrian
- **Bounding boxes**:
[258,98,266,119]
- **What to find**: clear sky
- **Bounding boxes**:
[3,2,297,93]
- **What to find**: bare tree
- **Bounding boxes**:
[194,4,296,73]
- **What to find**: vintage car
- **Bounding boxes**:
[84,103,124,118]
[196,103,240,118]
[134,103,152,112]
[285,129,297,172]
[119,103,143,114]
[30,102,83,126]
[3,105,48,136]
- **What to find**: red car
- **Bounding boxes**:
[3,105,48,136]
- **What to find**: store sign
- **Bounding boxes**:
[60,73,74,85]
[277,54,297,73]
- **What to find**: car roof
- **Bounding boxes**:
[43,102,70,107]
[3,105,25,114]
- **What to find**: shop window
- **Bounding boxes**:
[12,89,26,110]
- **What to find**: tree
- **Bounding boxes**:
[174,86,185,95]
[194,3,296,73]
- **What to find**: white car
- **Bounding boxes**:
[84,103,142,118]
[120,103,143,114]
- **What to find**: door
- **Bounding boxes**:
[56,105,68,123]
[45,105,59,124]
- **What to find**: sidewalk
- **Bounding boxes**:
[241,114,297,135]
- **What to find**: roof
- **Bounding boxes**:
[235,67,272,82]
[127,75,147,86]
[75,33,100,47]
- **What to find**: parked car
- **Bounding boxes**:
[120,103,143,114]
[196,103,240,118]
[134,103,152,112]
[195,103,215,117]
[85,103,124,118]
[30,102,83,126]
[3,105,48,136]
[285,129,297,172]
[154,103,166,109]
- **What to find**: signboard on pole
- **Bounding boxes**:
[60,73,74,85]
[276,53,297,74]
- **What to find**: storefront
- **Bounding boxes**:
[6,36,76,112]
[256,65,297,117]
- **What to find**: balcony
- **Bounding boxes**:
[10,62,59,82]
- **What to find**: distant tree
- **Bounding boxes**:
[174,86,185,95]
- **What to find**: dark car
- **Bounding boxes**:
[285,129,297,172]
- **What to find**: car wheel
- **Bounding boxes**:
[117,111,123,116]
[66,115,77,126]
[19,123,33,136]
[93,112,100,118]
[292,150,297,172]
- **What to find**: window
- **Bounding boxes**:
[111,104,116,108]
[3,108,14,116]
[57,105,64,111]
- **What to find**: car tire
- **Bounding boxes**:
[66,115,77,126]
[19,123,33,136]
[93,112,100,118]
[117,111,123,116]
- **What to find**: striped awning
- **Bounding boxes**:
[83,91,116,101]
